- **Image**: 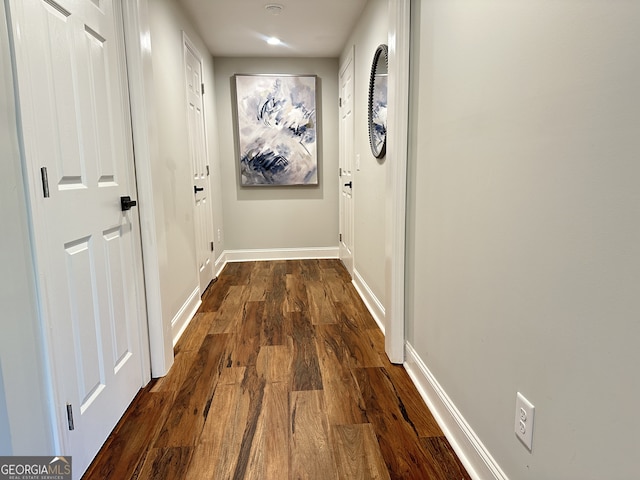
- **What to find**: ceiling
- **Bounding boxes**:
[176,0,369,57]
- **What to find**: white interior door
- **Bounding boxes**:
[9,0,147,477]
[184,35,214,293]
[339,48,355,276]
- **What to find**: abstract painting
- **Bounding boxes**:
[234,74,318,186]
[368,44,388,158]
[370,73,387,155]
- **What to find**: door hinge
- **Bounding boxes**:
[210,241,214,252]
[206,165,210,176]
[201,83,205,95]
[66,404,74,431]
[339,97,342,107]
[41,167,50,198]
[339,167,342,177]
[339,233,342,242]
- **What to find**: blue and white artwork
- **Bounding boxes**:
[371,74,387,154]
[234,74,318,186]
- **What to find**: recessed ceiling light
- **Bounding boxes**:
[267,36,282,46]
[265,4,284,15]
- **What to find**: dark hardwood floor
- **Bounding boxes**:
[83,259,470,479]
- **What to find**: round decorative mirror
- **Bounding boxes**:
[368,44,388,159]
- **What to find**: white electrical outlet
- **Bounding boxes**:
[217,229,222,242]
[515,392,535,451]
[356,153,361,171]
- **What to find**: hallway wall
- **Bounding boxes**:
[148,0,225,329]
[339,0,389,309]
[212,57,339,253]
[406,1,640,478]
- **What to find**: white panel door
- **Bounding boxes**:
[9,0,146,476]
[339,49,355,276]
[184,38,214,293]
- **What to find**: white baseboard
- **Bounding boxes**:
[214,252,227,278]
[404,343,509,480]
[222,247,339,263]
[170,286,201,347]
[352,268,385,334]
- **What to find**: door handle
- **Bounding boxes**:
[344,181,352,188]
[120,196,137,211]
[194,186,204,194]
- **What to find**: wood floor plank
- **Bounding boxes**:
[232,366,267,479]
[259,306,285,346]
[174,312,215,355]
[307,280,338,325]
[288,311,323,391]
[285,273,308,312]
[334,303,384,368]
[321,267,352,303]
[361,423,393,480]
[384,363,444,438]
[250,260,273,277]
[256,343,292,384]
[354,367,441,480]
[421,436,473,480]
[221,262,252,284]
[191,380,249,478]
[200,277,230,312]
[154,334,230,447]
[262,382,290,479]
[290,390,338,480]
[243,382,290,480]
[83,390,174,479]
[182,443,219,480]
[230,301,264,367]
[246,273,269,301]
[299,259,322,281]
[209,286,247,334]
[261,271,287,346]
[331,424,390,480]
[366,327,386,355]
[326,258,353,282]
[316,324,367,425]
[218,366,247,386]
[285,259,301,275]
[135,446,193,480]
[271,260,288,277]
[336,298,381,335]
[150,351,198,394]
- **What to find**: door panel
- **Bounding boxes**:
[339,49,355,275]
[9,0,146,477]
[184,39,214,293]
[41,1,87,189]
[103,226,133,370]
[64,236,105,412]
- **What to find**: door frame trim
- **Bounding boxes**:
[385,0,410,364]
[122,0,174,377]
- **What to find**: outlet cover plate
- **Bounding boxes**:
[515,392,535,451]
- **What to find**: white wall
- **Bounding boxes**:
[148,0,224,323]
[212,57,339,252]
[339,0,388,305]
[0,2,53,455]
[406,1,640,478]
